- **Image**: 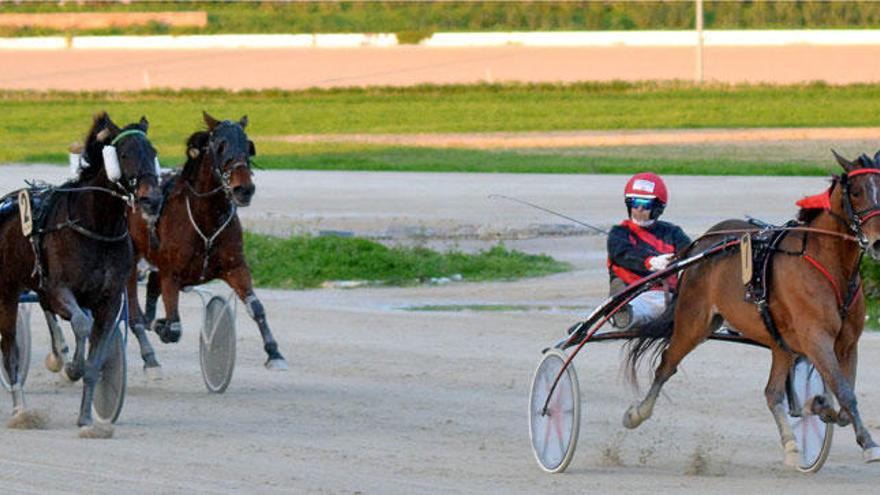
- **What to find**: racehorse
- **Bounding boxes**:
[622,152,880,466]
[126,112,288,376]
[0,112,160,436]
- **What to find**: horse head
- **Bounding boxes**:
[200,111,256,207]
[832,150,880,260]
[87,112,161,221]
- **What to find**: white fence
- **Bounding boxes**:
[3,30,880,50]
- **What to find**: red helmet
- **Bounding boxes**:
[624,172,668,204]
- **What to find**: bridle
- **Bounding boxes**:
[105,128,159,209]
[837,167,880,250]
[204,121,253,199]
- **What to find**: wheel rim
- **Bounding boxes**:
[529,349,580,473]
[199,296,236,393]
[786,358,833,473]
[93,327,127,423]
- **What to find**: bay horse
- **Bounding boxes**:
[621,152,880,466]
[126,112,288,376]
[0,112,160,436]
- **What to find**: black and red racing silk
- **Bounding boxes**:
[607,219,691,289]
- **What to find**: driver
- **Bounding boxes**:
[607,172,691,329]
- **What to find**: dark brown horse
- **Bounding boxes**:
[622,152,880,466]
[127,112,287,376]
[0,112,160,435]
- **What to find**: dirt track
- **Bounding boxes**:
[2,45,880,91]
[0,166,879,493]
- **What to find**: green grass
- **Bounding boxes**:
[254,144,832,176]
[243,233,571,289]
[2,1,880,36]
[3,82,880,173]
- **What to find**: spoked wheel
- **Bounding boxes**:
[92,326,127,423]
[529,348,580,473]
[785,357,834,473]
[0,304,32,391]
[199,296,236,394]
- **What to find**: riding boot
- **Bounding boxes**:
[608,278,633,329]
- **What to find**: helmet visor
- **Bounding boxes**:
[627,197,656,210]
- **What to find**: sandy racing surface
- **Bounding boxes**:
[3,45,880,91]
[0,166,878,492]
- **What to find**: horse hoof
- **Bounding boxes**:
[265,358,289,371]
[623,405,644,429]
[78,422,114,439]
[45,352,63,373]
[783,441,800,468]
[7,410,49,430]
[863,446,880,463]
[60,364,81,383]
[144,365,163,381]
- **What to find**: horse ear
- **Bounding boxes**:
[832,149,856,172]
[203,111,220,131]
[139,116,149,132]
[248,140,256,157]
[94,111,119,143]
[239,115,248,129]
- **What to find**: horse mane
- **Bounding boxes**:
[78,112,112,183]
[180,130,210,181]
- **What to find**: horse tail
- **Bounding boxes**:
[622,294,677,387]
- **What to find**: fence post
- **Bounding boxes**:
[695,0,704,84]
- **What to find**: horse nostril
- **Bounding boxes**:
[873,240,880,253]
[234,184,254,198]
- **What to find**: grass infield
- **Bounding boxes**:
[243,233,570,289]
[2,82,880,175]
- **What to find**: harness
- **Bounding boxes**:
[149,121,250,282]
[741,168,880,351]
[185,191,237,282]
[18,129,153,289]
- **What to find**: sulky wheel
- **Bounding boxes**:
[785,357,834,473]
[0,304,32,391]
[92,325,127,423]
[529,348,580,473]
[199,295,236,394]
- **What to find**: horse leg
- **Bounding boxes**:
[143,270,160,326]
[42,310,69,373]
[623,301,711,429]
[765,348,799,467]
[833,335,859,427]
[803,333,880,462]
[152,275,182,344]
[809,340,859,427]
[0,301,25,415]
[127,267,161,378]
[48,288,93,383]
[76,304,117,437]
[224,266,288,371]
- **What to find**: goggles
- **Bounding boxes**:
[627,197,656,210]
